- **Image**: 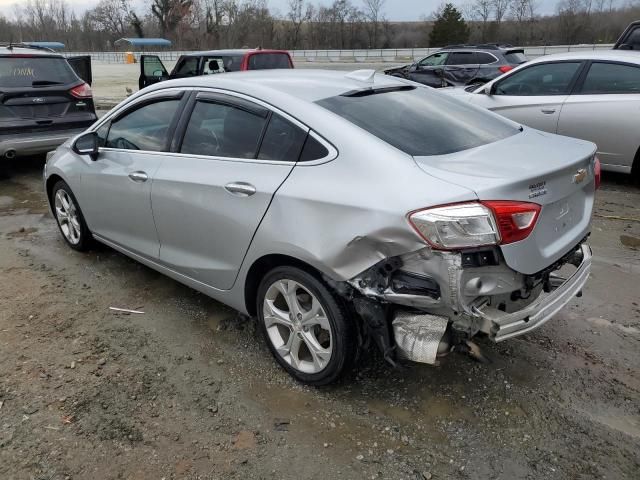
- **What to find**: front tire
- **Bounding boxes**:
[51,180,92,251]
[257,266,358,386]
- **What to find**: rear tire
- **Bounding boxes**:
[51,180,92,251]
[256,266,358,386]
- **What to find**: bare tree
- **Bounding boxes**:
[470,0,493,41]
[363,0,385,48]
[286,0,312,49]
[151,0,194,38]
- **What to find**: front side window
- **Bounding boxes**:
[419,52,448,67]
[495,62,582,96]
[106,99,180,151]
[447,52,477,65]
[248,53,292,70]
[316,86,519,156]
[180,101,267,159]
[174,57,199,76]
[580,62,640,94]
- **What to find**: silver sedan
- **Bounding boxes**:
[441,50,640,178]
[44,70,598,384]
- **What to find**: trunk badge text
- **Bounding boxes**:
[32,97,45,103]
[528,180,547,199]
[573,169,587,184]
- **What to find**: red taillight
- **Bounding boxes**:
[70,83,92,99]
[594,156,601,190]
[499,65,514,74]
[482,201,541,244]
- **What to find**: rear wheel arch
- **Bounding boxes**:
[244,254,332,317]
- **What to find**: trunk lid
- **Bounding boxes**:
[414,128,597,275]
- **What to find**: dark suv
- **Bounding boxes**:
[384,44,528,88]
[0,44,95,162]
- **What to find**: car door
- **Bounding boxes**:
[151,91,308,290]
[443,51,480,86]
[557,61,640,171]
[408,52,449,87]
[139,55,169,89]
[67,55,92,85]
[80,92,186,259]
[469,61,584,133]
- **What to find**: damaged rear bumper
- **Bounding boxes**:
[473,244,592,342]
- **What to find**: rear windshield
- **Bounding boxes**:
[0,56,79,88]
[504,51,528,64]
[316,86,519,156]
[248,53,291,70]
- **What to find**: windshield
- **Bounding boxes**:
[316,86,519,156]
[0,56,79,88]
[504,51,528,64]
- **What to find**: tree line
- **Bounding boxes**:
[0,0,637,51]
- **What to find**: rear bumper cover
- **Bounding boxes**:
[473,244,591,341]
[0,129,85,157]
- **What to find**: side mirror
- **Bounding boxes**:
[73,132,99,160]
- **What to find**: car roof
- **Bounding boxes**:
[527,49,640,64]
[0,45,62,57]
[143,69,408,104]
[184,49,290,57]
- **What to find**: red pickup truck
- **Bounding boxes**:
[139,49,294,89]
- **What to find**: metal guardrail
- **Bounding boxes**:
[65,44,615,64]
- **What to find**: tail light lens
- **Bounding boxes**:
[70,83,92,99]
[594,156,601,190]
[482,201,541,244]
[499,65,514,74]
[408,201,541,250]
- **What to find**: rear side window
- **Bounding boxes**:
[180,101,267,159]
[258,114,307,162]
[580,62,640,94]
[504,51,527,64]
[106,100,180,151]
[299,135,329,162]
[447,52,476,65]
[247,53,292,70]
[316,87,519,156]
[475,52,497,65]
[0,56,79,87]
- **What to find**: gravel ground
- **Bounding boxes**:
[0,158,639,480]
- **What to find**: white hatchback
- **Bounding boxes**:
[441,50,640,178]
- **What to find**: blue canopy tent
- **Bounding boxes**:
[24,41,65,50]
[114,38,172,50]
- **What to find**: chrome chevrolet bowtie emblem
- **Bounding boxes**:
[573,168,587,184]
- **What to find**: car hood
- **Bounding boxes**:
[414,128,597,274]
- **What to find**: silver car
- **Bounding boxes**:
[44,70,598,385]
[441,50,640,178]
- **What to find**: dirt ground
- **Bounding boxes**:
[0,157,639,480]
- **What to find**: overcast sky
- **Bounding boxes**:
[0,0,559,21]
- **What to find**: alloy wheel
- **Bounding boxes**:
[54,189,81,245]
[263,279,333,374]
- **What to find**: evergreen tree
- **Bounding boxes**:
[429,3,470,47]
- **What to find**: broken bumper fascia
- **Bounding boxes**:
[472,244,592,342]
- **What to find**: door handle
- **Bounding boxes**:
[128,171,148,183]
[224,182,256,197]
[541,108,556,114]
